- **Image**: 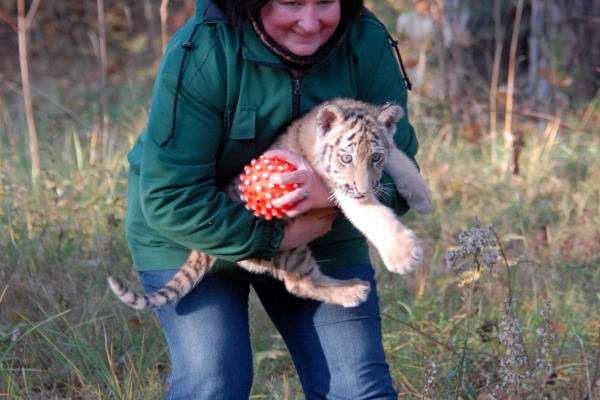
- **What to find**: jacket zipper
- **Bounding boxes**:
[287,44,343,119]
[245,60,303,120]
[242,28,346,121]
[292,77,302,120]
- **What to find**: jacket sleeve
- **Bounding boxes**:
[355,20,420,217]
[138,28,285,263]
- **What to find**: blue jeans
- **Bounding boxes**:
[139,264,398,400]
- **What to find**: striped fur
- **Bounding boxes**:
[108,98,433,310]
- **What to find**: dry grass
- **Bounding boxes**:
[1,86,598,398]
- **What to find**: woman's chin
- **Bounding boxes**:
[284,43,321,57]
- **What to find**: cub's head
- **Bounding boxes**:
[314,99,404,201]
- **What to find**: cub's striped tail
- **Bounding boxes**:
[107,251,213,310]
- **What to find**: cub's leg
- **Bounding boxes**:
[336,195,422,275]
[384,148,433,215]
[240,246,371,308]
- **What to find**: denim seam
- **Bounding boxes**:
[269,295,311,394]
[154,313,175,400]
[153,310,175,399]
[140,272,176,400]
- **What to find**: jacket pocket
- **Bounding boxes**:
[216,107,257,185]
[228,107,256,140]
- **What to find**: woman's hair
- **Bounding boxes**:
[213,0,365,39]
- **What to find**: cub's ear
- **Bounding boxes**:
[316,104,345,135]
[377,102,404,129]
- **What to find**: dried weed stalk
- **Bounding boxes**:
[444,217,557,399]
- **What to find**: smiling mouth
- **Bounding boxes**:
[293,31,317,39]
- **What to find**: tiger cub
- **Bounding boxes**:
[108,98,433,310]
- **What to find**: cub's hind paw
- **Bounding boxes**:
[397,186,433,215]
[331,279,371,308]
[380,230,422,275]
[408,194,434,215]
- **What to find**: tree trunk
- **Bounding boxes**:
[18,0,40,186]
[160,0,170,54]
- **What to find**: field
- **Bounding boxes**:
[1,2,600,399]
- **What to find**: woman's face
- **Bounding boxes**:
[260,0,341,57]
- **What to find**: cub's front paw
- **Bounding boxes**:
[379,230,422,274]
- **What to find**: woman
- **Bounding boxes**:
[126,0,419,398]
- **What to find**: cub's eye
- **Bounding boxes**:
[339,155,352,164]
[371,153,383,163]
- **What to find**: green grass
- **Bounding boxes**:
[1,65,599,399]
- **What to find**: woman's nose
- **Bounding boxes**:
[296,6,319,33]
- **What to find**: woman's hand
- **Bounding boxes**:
[263,149,333,218]
[279,207,338,251]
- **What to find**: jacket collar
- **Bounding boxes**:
[242,20,285,66]
[195,0,228,24]
[241,19,351,68]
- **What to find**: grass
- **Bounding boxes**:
[1,54,599,400]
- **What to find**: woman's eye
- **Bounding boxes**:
[340,155,352,164]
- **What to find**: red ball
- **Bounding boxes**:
[238,156,299,220]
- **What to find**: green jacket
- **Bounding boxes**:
[125,0,419,278]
